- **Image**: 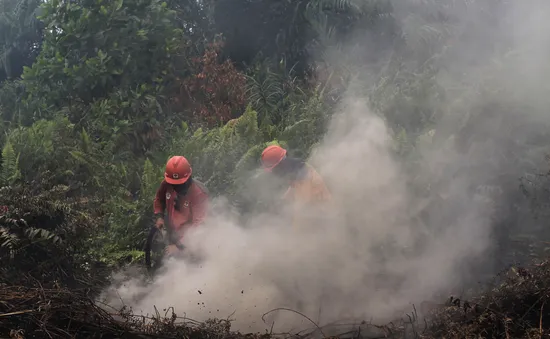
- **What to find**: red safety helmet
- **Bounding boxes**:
[165,156,192,185]
[261,145,287,171]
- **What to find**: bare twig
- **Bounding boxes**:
[540,301,545,338]
[0,309,34,317]
[262,308,326,337]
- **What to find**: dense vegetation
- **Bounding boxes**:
[2,0,550,337]
[0,0,399,274]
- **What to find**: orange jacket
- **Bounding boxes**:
[282,163,331,228]
[154,179,209,242]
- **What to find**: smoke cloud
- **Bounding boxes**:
[100,0,550,334]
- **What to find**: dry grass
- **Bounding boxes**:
[0,284,275,338]
[422,261,550,338]
[3,260,550,338]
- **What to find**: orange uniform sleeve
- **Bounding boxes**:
[310,169,331,202]
[153,181,167,215]
[282,186,292,200]
[296,164,331,203]
[284,164,331,203]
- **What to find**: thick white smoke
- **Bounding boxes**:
[100,97,487,333]
[100,0,550,334]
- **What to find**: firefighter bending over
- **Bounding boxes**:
[260,145,331,229]
[154,156,209,257]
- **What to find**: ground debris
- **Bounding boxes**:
[4,260,550,338]
[422,260,550,338]
[0,282,413,339]
[0,285,270,339]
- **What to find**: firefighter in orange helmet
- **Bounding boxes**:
[154,156,209,256]
[260,145,331,229]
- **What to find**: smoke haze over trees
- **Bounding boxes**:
[2,0,550,337]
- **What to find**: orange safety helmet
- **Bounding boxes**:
[261,145,287,171]
[165,156,192,185]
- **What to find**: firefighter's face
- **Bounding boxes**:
[172,178,192,195]
[271,158,289,177]
[272,157,300,181]
[271,157,306,183]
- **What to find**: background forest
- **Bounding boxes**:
[1,0,550,314]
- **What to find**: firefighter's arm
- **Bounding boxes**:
[282,186,293,200]
[310,170,331,201]
[316,179,331,201]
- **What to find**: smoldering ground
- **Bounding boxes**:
[100,0,550,334]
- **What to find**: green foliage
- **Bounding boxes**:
[245,60,293,125]
[0,79,26,130]
[214,0,396,75]
[93,157,162,265]
[0,184,102,286]
[142,158,163,198]
[21,0,185,155]
[163,106,264,196]
[0,0,44,81]
[0,141,21,186]
[370,59,445,139]
[281,86,329,158]
[0,0,547,283]
[7,116,78,187]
